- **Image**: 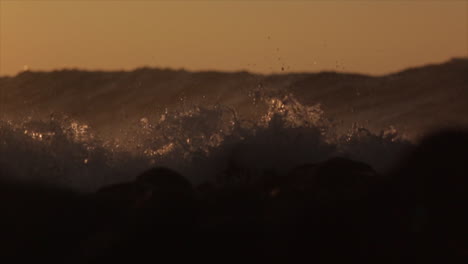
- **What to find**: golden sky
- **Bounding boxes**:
[0,1,467,76]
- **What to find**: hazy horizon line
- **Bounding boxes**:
[2,57,467,79]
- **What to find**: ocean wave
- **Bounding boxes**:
[0,93,412,191]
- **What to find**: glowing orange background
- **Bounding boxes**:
[1,1,466,76]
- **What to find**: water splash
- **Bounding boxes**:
[0,93,412,191]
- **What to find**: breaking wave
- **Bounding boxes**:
[0,93,412,191]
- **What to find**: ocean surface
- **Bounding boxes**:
[1,58,467,191]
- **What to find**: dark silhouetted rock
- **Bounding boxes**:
[390,130,468,261]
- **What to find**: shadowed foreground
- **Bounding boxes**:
[1,130,467,263]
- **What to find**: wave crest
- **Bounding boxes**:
[0,94,412,191]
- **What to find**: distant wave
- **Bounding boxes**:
[1,58,467,189]
[1,58,467,141]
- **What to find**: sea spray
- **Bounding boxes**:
[0,94,412,191]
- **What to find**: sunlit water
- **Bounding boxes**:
[0,92,412,191]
